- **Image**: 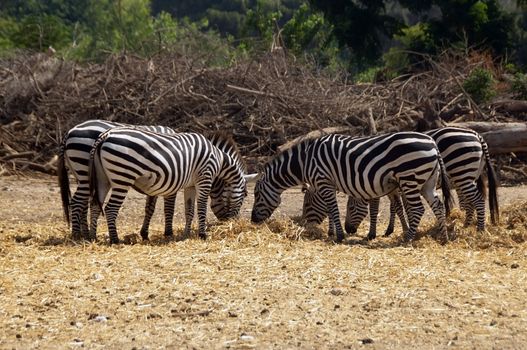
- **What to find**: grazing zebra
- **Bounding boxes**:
[89,128,250,244]
[302,127,499,238]
[58,120,244,241]
[251,132,453,242]
[58,119,178,240]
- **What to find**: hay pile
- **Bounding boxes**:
[1,210,527,348]
[0,176,526,348]
[1,50,526,177]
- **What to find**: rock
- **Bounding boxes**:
[360,338,374,344]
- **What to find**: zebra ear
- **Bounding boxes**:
[244,173,260,183]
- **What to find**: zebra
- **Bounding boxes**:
[251,132,453,242]
[58,119,178,240]
[58,120,244,241]
[302,127,499,239]
[88,128,250,244]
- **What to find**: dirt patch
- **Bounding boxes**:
[1,176,527,349]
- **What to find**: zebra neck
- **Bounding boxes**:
[268,144,306,190]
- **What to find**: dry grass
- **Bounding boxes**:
[1,178,527,349]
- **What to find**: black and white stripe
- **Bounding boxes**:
[58,119,178,240]
[89,128,248,244]
[58,120,245,241]
[252,132,453,242]
[302,127,499,238]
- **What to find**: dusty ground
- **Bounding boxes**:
[1,175,527,349]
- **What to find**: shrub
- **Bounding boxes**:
[511,72,527,100]
[463,68,496,104]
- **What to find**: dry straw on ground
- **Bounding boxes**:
[1,184,526,348]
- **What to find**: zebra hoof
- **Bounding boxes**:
[335,234,345,243]
[403,233,414,242]
[384,227,394,237]
[344,222,357,235]
[164,230,174,237]
[367,232,376,240]
[199,233,207,240]
[109,239,120,245]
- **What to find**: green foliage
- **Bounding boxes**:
[0,16,18,51]
[242,0,283,48]
[282,3,323,54]
[382,23,434,76]
[463,68,496,103]
[355,66,384,83]
[511,72,527,99]
[309,0,516,69]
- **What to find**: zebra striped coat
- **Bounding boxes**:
[58,120,243,241]
[89,128,248,244]
[58,119,178,240]
[251,132,453,242]
[302,127,499,238]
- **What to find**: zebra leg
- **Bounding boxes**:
[384,196,397,237]
[459,184,485,231]
[385,194,408,237]
[319,186,345,243]
[457,189,474,227]
[344,197,368,235]
[88,201,102,241]
[367,198,380,240]
[422,187,448,239]
[163,195,176,237]
[139,196,158,241]
[70,182,90,240]
[401,190,425,242]
[196,183,212,240]
[327,216,335,237]
[104,187,129,244]
[183,187,196,238]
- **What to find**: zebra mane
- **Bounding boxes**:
[269,135,316,164]
[207,131,246,171]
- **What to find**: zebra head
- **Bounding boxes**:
[251,172,282,223]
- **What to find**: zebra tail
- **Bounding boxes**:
[57,136,71,225]
[438,153,454,217]
[88,132,107,214]
[481,138,500,224]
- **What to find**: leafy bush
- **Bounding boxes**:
[381,23,434,77]
[511,72,527,100]
[463,68,496,104]
[354,66,383,83]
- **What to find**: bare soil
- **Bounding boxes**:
[1,176,526,349]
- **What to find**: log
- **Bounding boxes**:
[492,100,527,115]
[452,121,527,134]
[480,127,527,154]
[277,126,354,153]
[446,121,527,154]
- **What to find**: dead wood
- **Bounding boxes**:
[0,50,526,181]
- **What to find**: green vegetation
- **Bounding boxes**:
[463,68,496,103]
[0,0,527,75]
[511,72,527,99]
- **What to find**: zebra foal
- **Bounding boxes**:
[89,128,250,244]
[251,132,453,242]
[302,127,499,239]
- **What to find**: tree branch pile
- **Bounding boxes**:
[0,50,526,181]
